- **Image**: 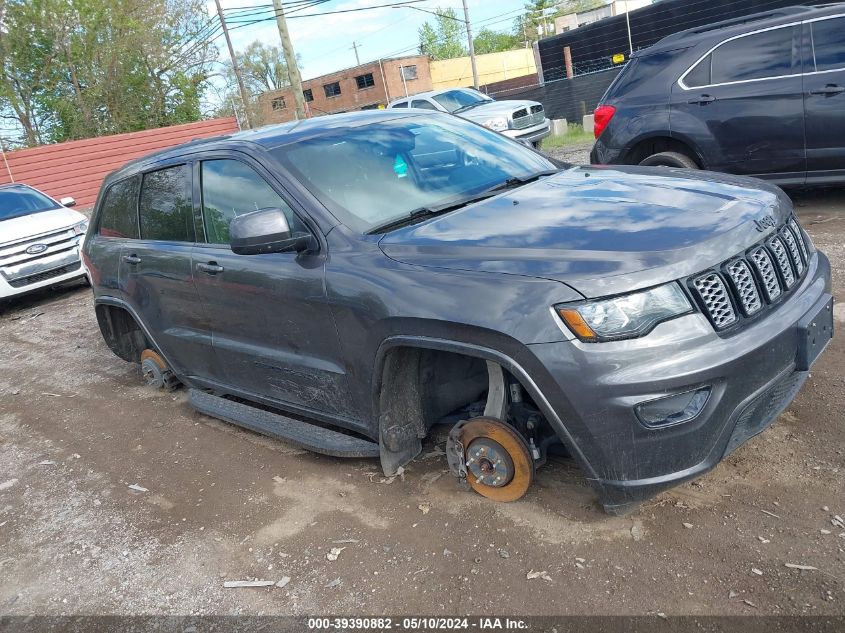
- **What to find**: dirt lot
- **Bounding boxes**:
[1,165,844,616]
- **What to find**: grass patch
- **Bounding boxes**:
[539,123,594,150]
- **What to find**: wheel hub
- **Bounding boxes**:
[140,349,178,390]
[466,438,514,488]
[457,417,534,502]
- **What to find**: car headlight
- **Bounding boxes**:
[483,117,509,132]
[556,283,693,342]
[72,220,89,236]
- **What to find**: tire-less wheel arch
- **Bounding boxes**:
[372,336,597,480]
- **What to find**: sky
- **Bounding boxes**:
[208,0,531,81]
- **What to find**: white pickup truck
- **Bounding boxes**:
[388,88,551,147]
[0,184,88,301]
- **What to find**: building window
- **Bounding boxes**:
[355,73,375,90]
[303,88,314,102]
[324,81,341,98]
[400,65,418,80]
[272,96,286,111]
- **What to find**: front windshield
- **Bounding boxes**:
[0,185,59,221]
[431,89,492,113]
[273,113,556,233]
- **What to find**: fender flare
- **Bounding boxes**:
[94,296,177,371]
[372,335,598,479]
[619,130,708,168]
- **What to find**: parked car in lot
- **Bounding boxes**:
[387,88,551,147]
[591,4,845,186]
[0,183,88,301]
[83,110,832,514]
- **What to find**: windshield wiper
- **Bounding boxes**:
[366,170,561,235]
[452,101,488,113]
[366,189,501,235]
[488,169,560,192]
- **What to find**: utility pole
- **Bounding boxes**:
[272,0,306,120]
[214,0,253,129]
[351,41,361,66]
[461,0,479,89]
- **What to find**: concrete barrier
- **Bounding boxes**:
[582,114,594,132]
[551,119,568,135]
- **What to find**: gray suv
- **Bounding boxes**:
[83,111,833,515]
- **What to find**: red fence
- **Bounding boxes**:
[0,117,239,209]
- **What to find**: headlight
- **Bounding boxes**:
[483,117,508,132]
[556,283,693,342]
[72,220,89,236]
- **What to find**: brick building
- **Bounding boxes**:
[258,55,433,124]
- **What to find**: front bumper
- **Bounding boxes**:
[526,251,832,514]
[503,119,551,144]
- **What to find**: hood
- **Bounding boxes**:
[458,100,540,122]
[0,207,87,246]
[379,166,792,298]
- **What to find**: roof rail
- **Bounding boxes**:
[655,6,813,46]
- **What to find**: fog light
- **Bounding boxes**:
[635,387,711,428]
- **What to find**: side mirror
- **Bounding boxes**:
[229,208,311,255]
[60,196,76,207]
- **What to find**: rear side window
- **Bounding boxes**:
[139,165,193,242]
[411,99,437,110]
[391,101,408,108]
[684,56,711,88]
[709,26,800,84]
[810,17,845,72]
[200,159,301,245]
[97,177,139,239]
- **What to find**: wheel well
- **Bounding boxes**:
[95,304,148,363]
[376,345,565,475]
[625,136,702,167]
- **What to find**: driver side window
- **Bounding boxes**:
[200,159,303,245]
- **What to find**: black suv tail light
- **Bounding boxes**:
[593,104,616,139]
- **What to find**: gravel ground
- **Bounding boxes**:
[0,172,843,617]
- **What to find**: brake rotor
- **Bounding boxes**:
[140,349,178,391]
[460,417,534,502]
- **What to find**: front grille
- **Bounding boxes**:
[512,105,545,130]
[768,236,795,289]
[693,273,736,329]
[689,215,811,332]
[725,259,762,316]
[749,247,782,302]
[7,263,79,288]
[780,227,804,276]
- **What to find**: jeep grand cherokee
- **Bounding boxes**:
[82,111,833,515]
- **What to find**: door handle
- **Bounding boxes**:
[196,262,224,274]
[688,94,716,104]
[809,84,844,96]
[121,254,141,265]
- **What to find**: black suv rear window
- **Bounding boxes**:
[709,26,799,85]
[139,165,193,242]
[810,17,845,72]
[98,177,139,239]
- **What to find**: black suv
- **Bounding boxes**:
[591,4,845,186]
[83,111,832,515]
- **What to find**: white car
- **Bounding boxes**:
[0,184,88,300]
[387,88,551,147]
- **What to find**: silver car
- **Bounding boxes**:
[387,88,551,147]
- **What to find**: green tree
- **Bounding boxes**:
[0,0,217,146]
[472,28,520,55]
[213,42,301,127]
[418,7,467,60]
